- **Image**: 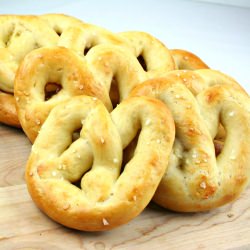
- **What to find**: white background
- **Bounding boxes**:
[1,0,249,93]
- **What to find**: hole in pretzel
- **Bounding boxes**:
[83,46,91,56]
[214,123,226,157]
[137,54,147,71]
[72,128,81,142]
[83,41,98,56]
[72,179,81,188]
[53,28,62,36]
[121,131,140,174]
[109,76,120,108]
[214,139,224,157]
[56,31,62,36]
[44,82,62,101]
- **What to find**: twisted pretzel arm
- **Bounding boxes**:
[130,74,250,212]
[26,95,175,231]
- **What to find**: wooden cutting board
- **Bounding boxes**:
[0,124,249,250]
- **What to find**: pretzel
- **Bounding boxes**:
[25,95,175,231]
[15,41,177,142]
[14,46,112,142]
[0,14,85,127]
[130,70,250,212]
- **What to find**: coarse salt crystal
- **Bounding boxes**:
[200,181,206,189]
[102,218,109,226]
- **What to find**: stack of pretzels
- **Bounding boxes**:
[1,14,249,231]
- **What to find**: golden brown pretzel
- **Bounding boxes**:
[26,95,175,231]
[0,14,85,127]
[130,70,250,212]
[14,46,111,142]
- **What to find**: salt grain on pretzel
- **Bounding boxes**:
[25,95,175,231]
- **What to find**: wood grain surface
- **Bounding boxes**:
[0,124,249,250]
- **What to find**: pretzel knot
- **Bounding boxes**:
[26,95,175,231]
[130,71,250,212]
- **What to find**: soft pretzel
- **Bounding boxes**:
[118,31,176,75]
[0,14,86,127]
[15,42,177,141]
[170,49,209,70]
[57,23,126,54]
[25,95,175,231]
[130,70,250,212]
[14,46,111,142]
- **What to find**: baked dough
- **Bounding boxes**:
[25,95,175,231]
[130,69,250,211]
[0,14,84,127]
[170,49,209,70]
[14,42,176,142]
[14,46,111,142]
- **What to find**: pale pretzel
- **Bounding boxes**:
[170,49,209,70]
[15,42,176,142]
[25,95,175,231]
[0,14,85,127]
[130,71,250,212]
